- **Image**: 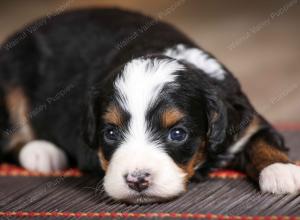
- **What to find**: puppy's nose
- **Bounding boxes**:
[124,170,151,192]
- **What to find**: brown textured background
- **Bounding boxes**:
[0,0,300,123]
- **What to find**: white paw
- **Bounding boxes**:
[259,163,300,194]
[19,140,68,173]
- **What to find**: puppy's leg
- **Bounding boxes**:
[3,87,68,173]
[241,129,300,194]
[19,140,68,173]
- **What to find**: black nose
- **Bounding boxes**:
[124,171,151,192]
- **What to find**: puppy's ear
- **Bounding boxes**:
[205,91,228,154]
[81,87,101,149]
[193,89,229,180]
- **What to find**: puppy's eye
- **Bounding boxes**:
[168,127,188,143]
[104,127,120,142]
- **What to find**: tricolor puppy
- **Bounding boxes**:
[0,8,299,203]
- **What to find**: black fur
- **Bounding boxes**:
[0,8,286,177]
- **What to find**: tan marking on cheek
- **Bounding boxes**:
[181,154,198,179]
[179,142,206,183]
[98,149,109,171]
[5,87,34,151]
[103,105,122,126]
[162,108,184,128]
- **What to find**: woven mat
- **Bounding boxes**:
[1,124,300,220]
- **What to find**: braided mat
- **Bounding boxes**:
[1,124,300,220]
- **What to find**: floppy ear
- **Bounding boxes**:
[205,91,228,154]
[193,91,229,180]
[81,86,101,149]
[191,89,230,180]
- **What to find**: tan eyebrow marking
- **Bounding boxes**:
[103,105,123,126]
[162,108,184,128]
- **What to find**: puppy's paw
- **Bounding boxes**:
[19,140,68,173]
[259,163,300,194]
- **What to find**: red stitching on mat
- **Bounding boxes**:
[0,163,299,178]
[0,211,299,219]
[0,163,81,177]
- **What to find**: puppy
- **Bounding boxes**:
[0,8,299,204]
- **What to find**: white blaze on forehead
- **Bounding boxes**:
[114,58,184,140]
[164,44,226,80]
[104,58,186,202]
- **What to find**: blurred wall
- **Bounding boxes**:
[0,0,299,123]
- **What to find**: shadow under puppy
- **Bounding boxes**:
[0,8,299,204]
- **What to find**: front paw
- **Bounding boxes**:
[259,163,300,194]
[19,140,68,173]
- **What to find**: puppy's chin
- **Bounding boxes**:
[104,183,186,204]
[103,166,187,204]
